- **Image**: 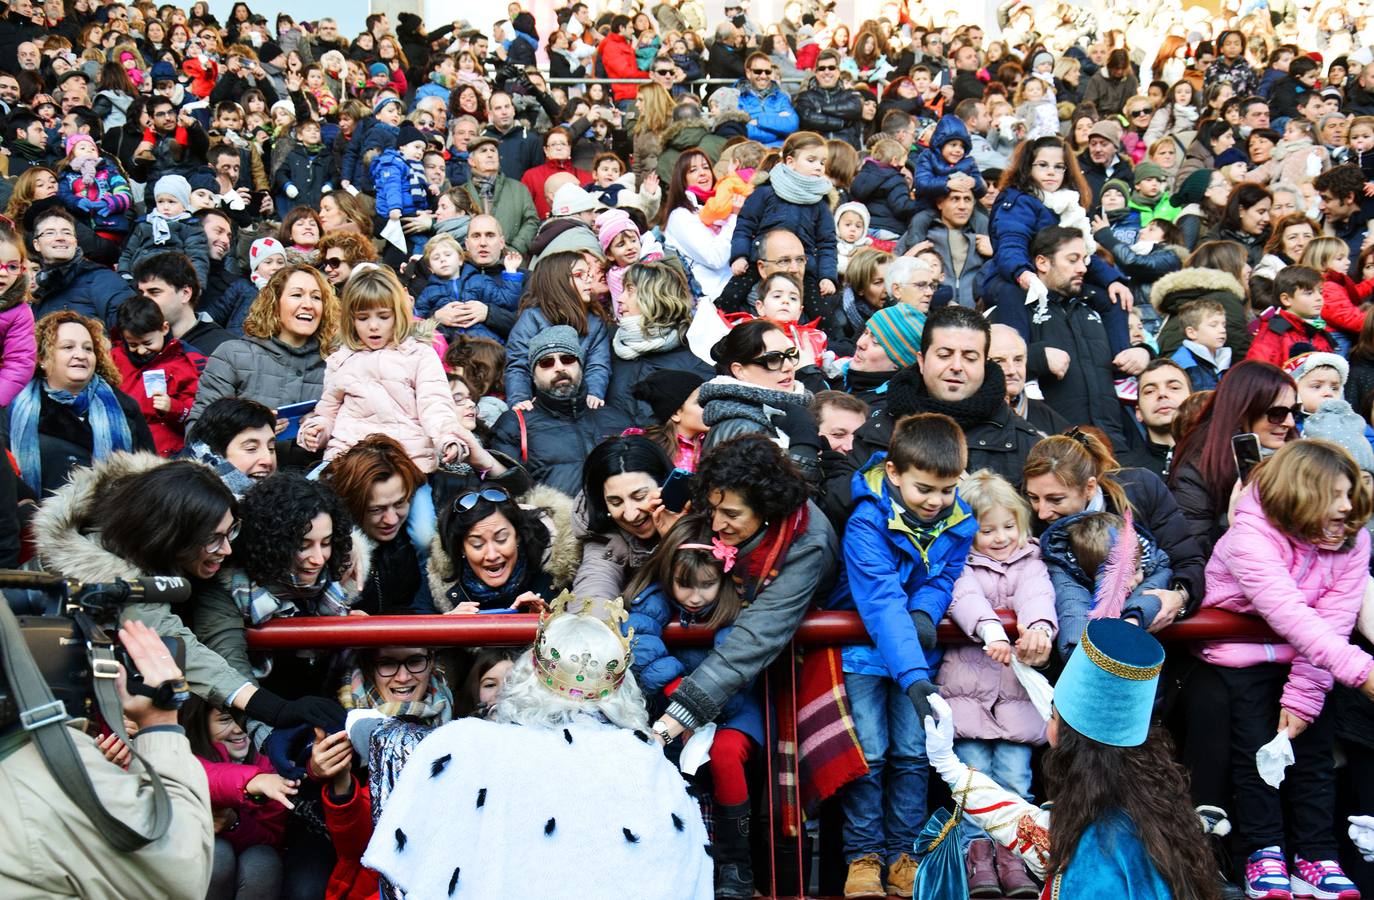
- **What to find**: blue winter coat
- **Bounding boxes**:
[730,182,838,283]
[201,276,258,335]
[1040,512,1170,660]
[627,584,764,743]
[826,454,976,686]
[985,187,1125,289]
[445,149,469,187]
[273,144,336,217]
[413,80,450,108]
[850,159,920,234]
[504,307,612,405]
[33,259,136,331]
[414,264,524,343]
[911,116,987,204]
[354,120,399,194]
[371,148,430,217]
[736,81,799,147]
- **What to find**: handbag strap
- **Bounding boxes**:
[514,408,528,463]
[0,601,171,850]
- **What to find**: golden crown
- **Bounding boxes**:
[532,592,635,702]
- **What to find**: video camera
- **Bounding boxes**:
[0,570,190,730]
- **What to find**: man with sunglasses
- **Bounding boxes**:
[738,50,797,147]
[795,49,863,146]
[491,326,633,496]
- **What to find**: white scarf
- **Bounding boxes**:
[1039,189,1096,254]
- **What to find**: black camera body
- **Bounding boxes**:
[0,571,190,729]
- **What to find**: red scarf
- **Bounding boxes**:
[732,504,810,603]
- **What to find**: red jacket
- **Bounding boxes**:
[1320,270,1372,335]
[1244,308,1337,367]
[111,337,201,456]
[322,779,379,900]
[181,56,218,99]
[522,159,593,218]
[598,32,648,101]
[198,744,288,853]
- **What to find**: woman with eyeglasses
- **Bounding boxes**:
[428,484,581,614]
[33,456,346,741]
[1169,361,1299,556]
[520,127,592,220]
[698,318,824,486]
[982,136,1133,341]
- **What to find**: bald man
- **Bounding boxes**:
[988,324,1071,438]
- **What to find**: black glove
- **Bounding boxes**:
[910,610,937,650]
[771,404,823,455]
[906,679,938,720]
[262,724,312,780]
[245,688,346,732]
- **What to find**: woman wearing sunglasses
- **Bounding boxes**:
[698,318,824,484]
[1170,360,1300,557]
[427,484,581,614]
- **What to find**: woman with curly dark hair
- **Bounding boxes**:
[925,618,1220,900]
[646,433,838,748]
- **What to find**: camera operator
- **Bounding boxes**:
[0,620,214,897]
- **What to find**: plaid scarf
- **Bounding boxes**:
[338,663,454,724]
[731,504,809,604]
[229,568,353,625]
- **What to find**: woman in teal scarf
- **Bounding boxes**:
[8,310,152,496]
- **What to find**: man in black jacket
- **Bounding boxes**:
[996,226,1148,452]
[491,326,634,496]
[1078,120,1133,212]
[0,0,43,76]
[988,324,1070,438]
[707,23,748,81]
[794,50,863,146]
[483,91,543,181]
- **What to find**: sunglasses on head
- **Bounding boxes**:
[536,353,579,369]
[749,347,800,371]
[453,487,510,512]
[1263,403,1302,426]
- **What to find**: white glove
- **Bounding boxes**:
[285,183,299,199]
[1350,815,1374,862]
[923,694,965,784]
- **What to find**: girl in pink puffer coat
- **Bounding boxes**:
[1199,440,1374,896]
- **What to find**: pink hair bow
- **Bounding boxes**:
[710,537,737,573]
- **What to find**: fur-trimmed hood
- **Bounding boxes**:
[659,116,713,150]
[708,108,751,130]
[426,484,582,612]
[1151,267,1246,315]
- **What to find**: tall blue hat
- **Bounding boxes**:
[1055,618,1164,748]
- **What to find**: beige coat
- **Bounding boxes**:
[0,725,214,898]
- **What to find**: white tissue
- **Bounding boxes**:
[380,217,408,254]
[1348,815,1374,862]
[678,722,718,776]
[1256,730,1295,789]
[1011,656,1054,722]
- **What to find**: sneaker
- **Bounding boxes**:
[1246,847,1293,900]
[1291,857,1360,900]
[885,853,918,898]
[844,853,885,899]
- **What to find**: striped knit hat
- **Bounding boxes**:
[864,304,925,368]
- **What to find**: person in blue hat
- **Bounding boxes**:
[925,618,1220,899]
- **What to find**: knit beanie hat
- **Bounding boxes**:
[834,200,870,233]
[1133,161,1167,184]
[369,62,389,78]
[373,96,403,116]
[188,170,220,194]
[528,324,585,367]
[864,304,925,368]
[596,208,639,252]
[1175,169,1213,206]
[1102,179,1131,201]
[1303,398,1374,475]
[64,133,97,157]
[1215,148,1248,168]
[150,60,177,83]
[248,237,287,288]
[1088,119,1123,150]
[709,87,741,113]
[631,369,706,424]
[271,99,296,121]
[153,174,192,210]
[1283,350,1349,387]
[1030,50,1054,71]
[397,122,428,148]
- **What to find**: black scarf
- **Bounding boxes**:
[9,139,46,162]
[884,361,1008,428]
[34,247,86,300]
[845,367,890,394]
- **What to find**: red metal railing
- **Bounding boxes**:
[245,608,1278,650]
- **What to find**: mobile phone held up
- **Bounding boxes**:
[660,468,695,514]
[1232,432,1263,484]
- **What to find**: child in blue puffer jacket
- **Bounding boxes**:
[912,115,987,209]
[626,516,762,893]
[57,133,134,263]
[371,123,433,221]
[414,234,522,342]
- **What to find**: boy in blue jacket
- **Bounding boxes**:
[912,115,987,210]
[371,123,433,222]
[827,412,976,899]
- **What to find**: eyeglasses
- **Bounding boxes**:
[453,487,510,512]
[763,255,806,270]
[654,69,675,76]
[205,520,241,553]
[321,256,345,269]
[454,395,477,409]
[748,347,800,371]
[905,280,938,293]
[536,353,580,369]
[1032,161,1068,172]
[374,653,433,677]
[1263,403,1302,426]
[0,261,22,274]
[37,227,75,239]
[749,68,772,76]
[815,64,838,71]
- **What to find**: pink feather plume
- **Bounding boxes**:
[1090,508,1139,621]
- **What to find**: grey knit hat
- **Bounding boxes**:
[710,87,741,113]
[527,325,584,367]
[1304,398,1374,475]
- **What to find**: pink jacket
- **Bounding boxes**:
[0,300,36,407]
[1198,489,1374,722]
[936,540,1057,744]
[198,743,288,852]
[311,336,463,473]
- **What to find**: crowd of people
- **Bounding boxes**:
[7,0,1374,896]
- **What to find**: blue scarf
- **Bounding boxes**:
[454,553,529,609]
[9,377,132,492]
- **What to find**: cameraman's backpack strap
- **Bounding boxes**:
[0,600,172,850]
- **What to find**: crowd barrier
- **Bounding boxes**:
[247,609,1277,899]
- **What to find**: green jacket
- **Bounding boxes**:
[1127,191,1184,227]
[461,174,538,256]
